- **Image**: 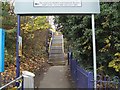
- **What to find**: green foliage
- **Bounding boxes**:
[5,29,16,64]
[1,2,16,29]
[1,2,50,67]
[21,16,50,33]
[55,2,120,76]
[109,52,120,72]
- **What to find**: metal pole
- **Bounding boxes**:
[91,14,97,89]
[16,15,20,85]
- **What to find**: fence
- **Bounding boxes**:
[68,52,120,89]
[0,70,35,89]
[97,75,120,89]
[68,52,93,89]
[0,75,23,90]
[0,70,16,86]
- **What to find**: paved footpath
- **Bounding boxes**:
[38,32,74,88]
[39,66,73,88]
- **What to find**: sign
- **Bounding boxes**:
[0,28,5,72]
[14,0,100,14]
[34,0,82,7]
[18,36,22,56]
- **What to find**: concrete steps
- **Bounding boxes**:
[49,53,64,57]
[50,49,63,54]
[48,33,65,65]
[48,59,65,65]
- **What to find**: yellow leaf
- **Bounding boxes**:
[105,39,109,43]
[115,52,120,57]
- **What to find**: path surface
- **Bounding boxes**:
[39,66,73,88]
[37,32,74,88]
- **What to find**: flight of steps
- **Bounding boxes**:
[48,33,65,65]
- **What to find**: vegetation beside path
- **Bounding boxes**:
[55,2,120,77]
[1,2,51,82]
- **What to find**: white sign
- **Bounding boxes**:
[15,0,100,14]
[34,0,82,7]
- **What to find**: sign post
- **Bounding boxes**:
[0,29,5,72]
[91,14,97,88]
[0,28,5,87]
[16,15,20,85]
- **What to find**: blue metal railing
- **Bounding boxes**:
[68,52,93,88]
[68,52,120,89]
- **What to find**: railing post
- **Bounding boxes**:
[88,72,94,89]
[68,51,72,65]
[69,52,73,72]
[67,52,69,65]
[70,52,73,65]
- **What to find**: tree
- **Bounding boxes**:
[1,1,16,30]
[55,2,120,76]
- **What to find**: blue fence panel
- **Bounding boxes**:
[76,65,93,89]
[76,65,88,88]
[68,52,94,89]
[71,59,77,82]
[0,28,5,72]
[68,52,120,89]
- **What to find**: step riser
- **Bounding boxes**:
[48,60,65,63]
[49,55,64,58]
[53,36,63,39]
[51,46,63,49]
[50,49,63,52]
[50,47,64,51]
[47,62,65,65]
[52,41,62,44]
[48,59,65,62]
[52,40,63,42]
[50,51,63,54]
[52,43,62,47]
[49,56,64,59]
[50,52,63,54]
[53,37,63,39]
[49,59,64,61]
[50,49,63,51]
[49,53,64,55]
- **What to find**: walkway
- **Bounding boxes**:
[38,32,74,88]
[39,66,73,88]
[48,32,65,65]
